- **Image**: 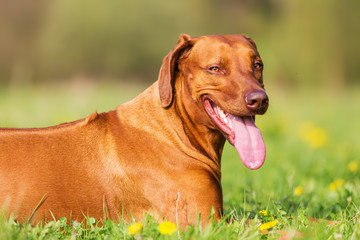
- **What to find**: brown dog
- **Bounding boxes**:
[0,34,268,225]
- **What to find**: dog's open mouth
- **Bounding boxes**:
[202,96,266,170]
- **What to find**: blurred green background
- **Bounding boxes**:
[1,0,360,227]
[1,0,359,89]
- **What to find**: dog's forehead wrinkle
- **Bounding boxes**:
[202,42,257,71]
[193,37,230,52]
[193,36,258,66]
[208,35,255,52]
[193,50,232,69]
[204,35,246,47]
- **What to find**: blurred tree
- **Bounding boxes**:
[0,0,48,85]
[267,0,360,88]
[36,0,213,82]
[0,0,359,87]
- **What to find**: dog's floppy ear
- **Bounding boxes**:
[158,34,193,108]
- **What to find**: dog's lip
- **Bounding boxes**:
[201,95,236,143]
[201,95,256,143]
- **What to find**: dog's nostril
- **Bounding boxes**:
[262,98,269,106]
[248,99,258,107]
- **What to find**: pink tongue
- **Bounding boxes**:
[229,116,266,170]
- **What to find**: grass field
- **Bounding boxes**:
[0,82,360,239]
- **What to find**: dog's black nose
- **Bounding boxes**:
[245,90,269,114]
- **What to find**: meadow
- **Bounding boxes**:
[0,82,360,239]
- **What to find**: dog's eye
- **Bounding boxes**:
[254,61,263,70]
[208,66,221,72]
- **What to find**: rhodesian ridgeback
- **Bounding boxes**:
[0,34,268,225]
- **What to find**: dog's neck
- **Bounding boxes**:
[118,81,225,180]
[172,76,226,176]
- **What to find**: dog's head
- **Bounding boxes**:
[158,34,268,170]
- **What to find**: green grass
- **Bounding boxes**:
[0,82,360,239]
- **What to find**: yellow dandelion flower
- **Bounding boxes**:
[259,220,279,231]
[259,210,268,216]
[127,222,143,235]
[334,179,345,187]
[329,183,337,191]
[298,122,328,148]
[294,186,303,196]
[158,221,177,235]
[348,161,358,173]
[329,179,345,191]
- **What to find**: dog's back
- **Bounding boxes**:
[0,111,115,221]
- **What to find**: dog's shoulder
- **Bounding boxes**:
[78,111,99,125]
[44,111,100,130]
